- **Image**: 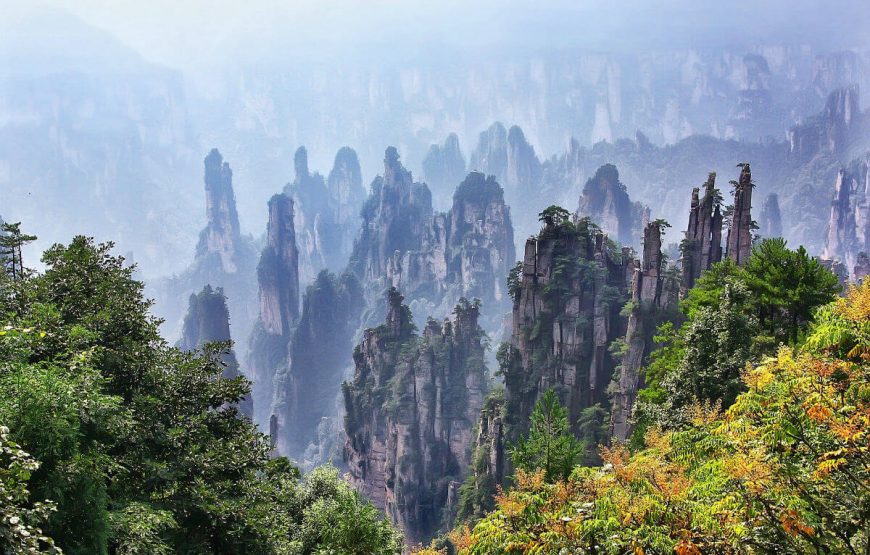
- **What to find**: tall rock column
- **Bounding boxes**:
[610,221,669,442]
[726,164,754,266]
[197,149,242,273]
[248,193,300,427]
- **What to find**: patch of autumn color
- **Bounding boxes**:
[675,539,702,555]
[460,290,869,554]
[447,526,474,552]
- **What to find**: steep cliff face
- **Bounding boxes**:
[421,133,467,207]
[576,164,647,248]
[726,164,755,266]
[759,193,783,238]
[271,270,364,464]
[343,290,487,545]
[178,285,252,417]
[284,147,334,286]
[788,85,863,162]
[681,173,724,292]
[610,222,677,441]
[500,215,631,450]
[248,193,300,427]
[821,157,870,279]
[350,147,434,284]
[197,149,243,273]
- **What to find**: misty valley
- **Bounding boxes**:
[1,2,869,554]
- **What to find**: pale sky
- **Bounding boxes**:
[5,0,869,71]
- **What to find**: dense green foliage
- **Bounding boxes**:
[0,234,401,554]
[636,238,839,436]
[509,390,583,483]
[455,279,870,554]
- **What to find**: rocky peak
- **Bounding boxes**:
[350,147,433,283]
[469,122,508,181]
[759,193,783,238]
[506,125,542,191]
[294,146,309,181]
[259,194,300,336]
[327,146,365,223]
[820,158,870,280]
[421,133,467,206]
[726,164,754,266]
[178,285,252,417]
[197,148,242,273]
[343,293,487,545]
[611,220,675,441]
[501,215,631,453]
[576,163,646,247]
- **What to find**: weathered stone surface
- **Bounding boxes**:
[681,172,723,292]
[500,216,631,451]
[343,290,487,545]
[821,156,870,280]
[351,149,514,332]
[154,149,258,363]
[610,221,674,442]
[197,149,243,273]
[284,145,366,286]
[726,163,754,266]
[178,285,252,417]
[788,85,861,162]
[248,193,300,427]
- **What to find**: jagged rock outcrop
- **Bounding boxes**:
[283,145,366,287]
[343,289,487,545]
[178,285,252,417]
[469,123,542,197]
[759,193,783,238]
[248,193,300,427]
[821,157,870,280]
[350,147,433,284]
[421,133,467,207]
[351,148,514,331]
[726,164,754,266]
[455,390,506,522]
[788,85,862,162]
[271,270,364,463]
[500,214,631,452]
[576,164,647,248]
[854,252,870,283]
[681,173,723,292]
[610,221,676,441]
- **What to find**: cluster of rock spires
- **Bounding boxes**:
[822,156,870,282]
[680,173,724,292]
[350,147,516,331]
[343,290,487,545]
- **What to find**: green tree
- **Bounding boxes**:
[510,390,583,482]
[742,237,840,342]
[0,222,37,281]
